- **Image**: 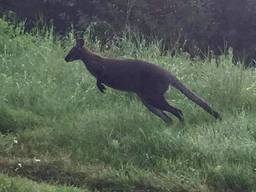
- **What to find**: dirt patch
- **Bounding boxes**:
[0,157,165,192]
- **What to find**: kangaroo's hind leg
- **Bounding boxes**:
[140,97,173,124]
[139,93,184,124]
[156,95,184,124]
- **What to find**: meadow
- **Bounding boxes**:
[0,18,256,192]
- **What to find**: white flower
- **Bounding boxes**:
[33,157,41,162]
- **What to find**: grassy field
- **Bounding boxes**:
[0,18,256,192]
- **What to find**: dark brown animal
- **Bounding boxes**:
[65,39,221,124]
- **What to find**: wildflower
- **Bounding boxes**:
[13,139,18,144]
[33,157,41,162]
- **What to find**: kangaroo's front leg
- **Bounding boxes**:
[97,79,106,93]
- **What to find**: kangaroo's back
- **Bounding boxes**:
[99,58,171,93]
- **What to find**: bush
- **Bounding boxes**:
[1,0,256,65]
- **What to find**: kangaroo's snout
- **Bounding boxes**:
[65,55,70,62]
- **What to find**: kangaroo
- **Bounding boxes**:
[65,39,221,124]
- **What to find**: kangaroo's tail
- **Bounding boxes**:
[169,74,221,120]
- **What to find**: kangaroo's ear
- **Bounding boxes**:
[76,39,84,48]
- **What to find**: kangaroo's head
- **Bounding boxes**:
[65,39,85,62]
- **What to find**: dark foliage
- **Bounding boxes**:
[1,0,256,66]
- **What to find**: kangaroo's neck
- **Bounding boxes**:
[80,47,104,77]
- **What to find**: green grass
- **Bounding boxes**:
[0,18,256,191]
[0,174,88,192]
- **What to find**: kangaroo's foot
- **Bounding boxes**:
[97,80,106,93]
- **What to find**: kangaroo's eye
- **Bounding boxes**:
[70,49,77,56]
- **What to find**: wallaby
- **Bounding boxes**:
[65,39,221,124]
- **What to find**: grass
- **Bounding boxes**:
[0,18,256,191]
[0,173,88,192]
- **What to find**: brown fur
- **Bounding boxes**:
[65,39,221,124]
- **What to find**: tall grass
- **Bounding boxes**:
[0,18,256,191]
